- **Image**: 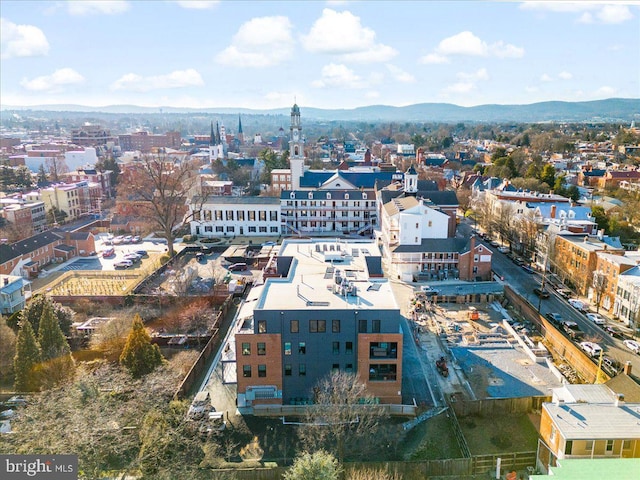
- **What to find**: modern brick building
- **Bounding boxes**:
[235,238,403,409]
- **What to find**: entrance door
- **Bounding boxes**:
[240,227,244,234]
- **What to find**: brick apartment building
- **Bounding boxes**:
[118,131,181,153]
[235,239,403,409]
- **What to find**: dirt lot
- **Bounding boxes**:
[460,412,540,455]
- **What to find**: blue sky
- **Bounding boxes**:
[1,1,639,110]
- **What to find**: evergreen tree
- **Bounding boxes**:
[119,315,164,377]
[38,302,70,361]
[539,164,556,188]
[14,320,42,392]
[8,295,75,335]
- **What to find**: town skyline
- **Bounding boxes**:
[1,1,639,110]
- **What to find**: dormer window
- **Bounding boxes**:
[345,193,349,200]
[308,192,313,199]
[326,193,331,200]
[290,192,295,199]
[362,193,367,199]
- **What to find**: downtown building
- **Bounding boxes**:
[234,238,403,409]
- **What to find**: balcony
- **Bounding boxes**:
[369,342,397,359]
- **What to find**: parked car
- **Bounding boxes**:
[123,235,133,244]
[556,288,572,299]
[561,321,584,340]
[113,235,125,245]
[534,287,550,298]
[568,298,588,312]
[123,253,142,262]
[228,263,248,272]
[579,341,603,357]
[132,235,141,243]
[604,325,624,339]
[546,312,563,325]
[490,240,500,247]
[497,246,509,254]
[114,259,133,269]
[420,285,440,295]
[602,356,620,374]
[586,313,606,325]
[102,247,115,258]
[623,339,640,354]
[135,250,148,257]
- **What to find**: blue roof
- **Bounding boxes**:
[300,170,398,189]
[1,278,24,295]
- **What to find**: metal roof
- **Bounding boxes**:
[543,402,640,440]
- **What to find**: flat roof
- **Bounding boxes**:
[543,402,640,440]
[257,239,399,311]
[531,458,640,480]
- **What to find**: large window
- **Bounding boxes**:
[290,320,299,333]
[368,364,397,381]
[358,319,367,333]
[332,319,340,333]
[243,365,251,377]
[299,364,306,376]
[242,343,251,355]
[310,319,326,333]
[346,342,353,354]
[298,342,306,354]
[258,365,266,377]
[332,341,340,355]
[258,321,266,333]
[369,342,397,359]
[372,319,381,333]
[284,364,292,376]
[257,342,266,355]
[284,342,291,355]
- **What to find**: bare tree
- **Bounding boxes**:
[121,156,199,256]
[45,157,69,182]
[298,371,394,463]
[592,270,607,314]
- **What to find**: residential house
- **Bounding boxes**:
[613,266,640,328]
[599,169,640,189]
[189,196,281,237]
[591,253,638,312]
[0,274,29,314]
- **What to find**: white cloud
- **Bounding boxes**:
[311,63,365,89]
[521,2,634,24]
[216,16,294,67]
[302,9,396,63]
[418,53,450,64]
[525,86,539,93]
[1,18,50,59]
[457,68,489,82]
[67,1,130,16]
[173,1,219,9]
[427,31,524,62]
[442,82,476,95]
[540,73,553,82]
[110,68,204,92]
[365,90,380,99]
[436,31,488,56]
[385,64,416,83]
[594,85,616,96]
[20,68,84,92]
[558,71,573,80]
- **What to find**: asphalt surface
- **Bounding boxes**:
[458,219,640,378]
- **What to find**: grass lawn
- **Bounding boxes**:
[403,411,463,460]
[460,413,539,454]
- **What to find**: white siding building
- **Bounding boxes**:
[189,196,281,237]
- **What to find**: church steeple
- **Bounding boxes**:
[237,114,244,144]
[289,103,304,190]
[210,121,215,146]
[404,164,418,195]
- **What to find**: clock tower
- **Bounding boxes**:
[289,103,304,190]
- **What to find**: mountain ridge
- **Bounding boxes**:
[2,98,638,123]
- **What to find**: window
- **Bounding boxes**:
[258,365,266,377]
[332,341,340,355]
[284,342,291,355]
[259,226,267,233]
[216,226,224,232]
[242,343,251,355]
[550,425,556,443]
[237,211,245,221]
[226,210,234,221]
[248,226,256,233]
[290,320,299,333]
[332,319,340,333]
[332,363,339,372]
[248,211,255,221]
[585,440,593,451]
[345,363,353,372]
[623,440,631,450]
[299,364,306,376]
[358,319,367,333]
[368,364,397,381]
[310,319,326,333]
[259,211,266,221]
[372,319,381,333]
[346,342,353,354]
[606,440,614,452]
[284,364,292,376]
[257,342,266,355]
[565,440,573,455]
[243,365,251,377]
[258,320,266,333]
[270,211,278,221]
[298,342,306,354]
[227,226,235,233]
[270,226,279,233]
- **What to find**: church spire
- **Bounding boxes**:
[215,122,221,144]
[238,114,243,134]
[210,121,215,146]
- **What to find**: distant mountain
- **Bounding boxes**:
[2,98,638,123]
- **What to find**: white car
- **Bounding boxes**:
[623,339,640,354]
[497,246,509,254]
[579,341,603,357]
[420,285,440,295]
[568,298,587,312]
[585,313,606,325]
[113,259,133,269]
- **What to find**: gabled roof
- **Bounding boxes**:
[300,170,397,189]
[1,231,64,263]
[281,190,373,201]
[391,238,468,253]
[379,189,458,207]
[542,402,640,440]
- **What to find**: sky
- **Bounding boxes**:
[1,1,639,110]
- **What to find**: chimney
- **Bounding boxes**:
[615,393,625,407]
[623,360,632,376]
[550,205,556,219]
[554,398,565,406]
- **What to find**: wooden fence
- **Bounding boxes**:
[451,395,551,418]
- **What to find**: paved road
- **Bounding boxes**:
[458,219,640,378]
